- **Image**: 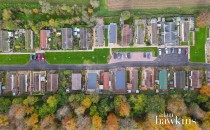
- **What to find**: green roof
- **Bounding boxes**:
[159,70,167,90]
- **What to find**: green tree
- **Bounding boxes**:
[146,95,165,114]
[12,97,23,104]
[128,94,147,116]
[90,105,98,116]
[121,11,131,21]
[3,21,18,30]
[98,97,114,118]
[196,94,208,104]
[0,98,11,113]
[89,94,100,104]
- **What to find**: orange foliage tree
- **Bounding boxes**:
[25,113,39,128]
[106,113,118,130]
[92,115,103,130]
[62,114,77,130]
[200,86,210,97]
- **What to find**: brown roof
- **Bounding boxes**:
[40,30,47,49]
[72,73,82,90]
[132,69,138,90]
[122,24,131,46]
[191,70,202,88]
[145,70,153,87]
[47,74,58,92]
[103,72,109,90]
[5,72,18,93]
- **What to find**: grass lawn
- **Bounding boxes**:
[112,47,158,57]
[0,54,30,65]
[180,42,188,45]
[104,17,120,25]
[190,28,208,62]
[46,48,110,64]
[96,0,210,17]
[104,29,108,47]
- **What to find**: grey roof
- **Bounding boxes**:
[151,23,158,44]
[108,23,117,44]
[72,73,82,90]
[162,22,179,46]
[174,71,185,88]
[0,31,9,52]
[80,28,88,49]
[116,70,126,90]
[96,25,104,45]
[183,22,190,41]
[62,28,73,49]
[132,69,138,90]
[88,73,97,89]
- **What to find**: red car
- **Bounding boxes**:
[37,54,41,61]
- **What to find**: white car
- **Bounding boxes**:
[158,49,162,55]
[178,48,182,54]
[165,48,169,54]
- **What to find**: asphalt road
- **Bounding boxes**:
[0,50,209,71]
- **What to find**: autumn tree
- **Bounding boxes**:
[183,116,201,130]
[75,106,86,116]
[25,113,39,128]
[167,95,188,116]
[200,86,210,97]
[189,103,208,120]
[9,104,26,120]
[2,9,12,21]
[119,118,138,130]
[56,105,70,120]
[40,115,57,129]
[114,95,130,117]
[90,0,100,8]
[106,113,118,130]
[62,114,76,130]
[91,115,103,130]
[0,114,9,128]
[121,11,131,21]
[89,94,100,104]
[23,96,38,106]
[196,11,210,28]
[81,97,92,108]
[76,116,91,130]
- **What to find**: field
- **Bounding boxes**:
[0,0,90,7]
[0,54,30,65]
[46,48,110,64]
[96,0,210,17]
[107,0,210,10]
[112,47,158,57]
[190,28,208,63]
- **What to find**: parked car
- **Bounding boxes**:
[127,53,131,59]
[165,48,169,54]
[178,48,182,54]
[114,53,117,59]
[42,54,45,61]
[185,48,188,55]
[147,53,151,59]
[171,48,175,53]
[117,53,121,59]
[30,54,36,60]
[158,49,162,55]
[143,52,146,58]
[37,54,41,61]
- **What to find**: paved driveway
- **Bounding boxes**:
[109,52,156,64]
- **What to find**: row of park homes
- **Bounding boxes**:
[0,16,195,52]
[0,66,209,96]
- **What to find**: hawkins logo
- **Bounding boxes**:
[156,112,197,125]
